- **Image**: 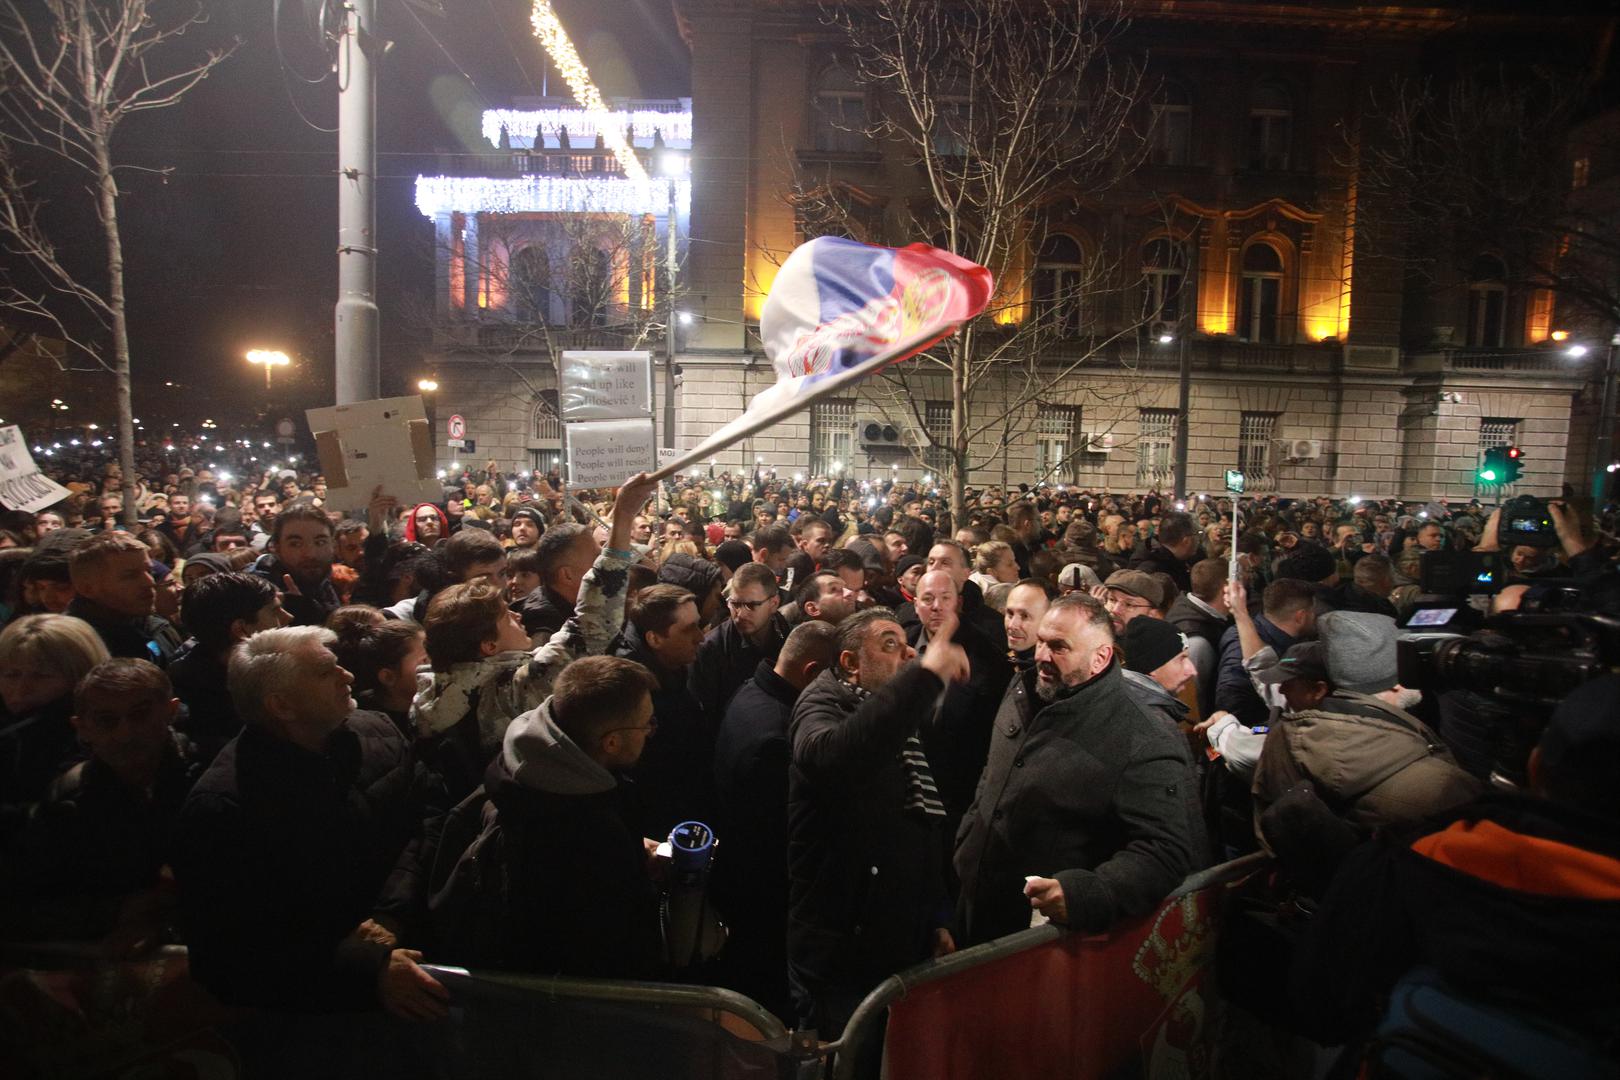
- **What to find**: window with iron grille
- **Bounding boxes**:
[811,399,855,477]
[533,390,561,441]
[1137,408,1178,487]
[1035,404,1080,483]
[1476,417,1519,497]
[1238,413,1278,490]
[924,400,953,476]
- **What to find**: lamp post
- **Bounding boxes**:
[418,377,440,451]
[1161,329,1192,498]
[658,150,688,450]
[246,349,291,391]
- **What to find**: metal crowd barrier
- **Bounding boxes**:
[828,852,1272,1080]
[0,854,1267,1079]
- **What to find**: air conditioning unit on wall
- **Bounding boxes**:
[1280,438,1323,461]
[857,416,904,450]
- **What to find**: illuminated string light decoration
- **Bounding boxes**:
[528,1,648,182]
[482,106,691,150]
[414,175,689,218]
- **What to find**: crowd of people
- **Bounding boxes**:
[1,434,1617,1074]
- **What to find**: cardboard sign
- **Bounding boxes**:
[306,396,442,513]
[0,426,73,513]
[565,418,657,489]
[559,351,654,422]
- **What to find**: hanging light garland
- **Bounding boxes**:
[528,1,648,182]
[414,174,689,218]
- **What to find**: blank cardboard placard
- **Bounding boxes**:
[565,418,657,489]
[306,396,442,513]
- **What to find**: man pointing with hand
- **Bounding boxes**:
[786,604,970,1039]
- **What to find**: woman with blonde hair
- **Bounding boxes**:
[0,614,112,830]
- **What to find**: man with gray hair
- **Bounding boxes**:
[174,625,450,1046]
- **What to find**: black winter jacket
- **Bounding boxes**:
[689,611,789,720]
[472,701,663,978]
[173,713,446,1012]
[788,665,950,998]
[954,662,1199,945]
[65,596,184,667]
[615,626,713,839]
[248,556,340,628]
[908,615,1013,817]
[517,584,571,642]
[168,643,240,763]
[1130,543,1192,596]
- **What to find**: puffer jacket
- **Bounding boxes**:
[1251,690,1484,836]
[954,661,1199,946]
[411,551,631,801]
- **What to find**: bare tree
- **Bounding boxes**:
[790,0,1155,509]
[406,204,680,445]
[0,0,235,522]
[1353,68,1619,335]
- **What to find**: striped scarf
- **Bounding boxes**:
[845,679,946,819]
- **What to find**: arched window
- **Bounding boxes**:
[509,245,551,323]
[1141,238,1189,328]
[1238,242,1284,343]
[1248,82,1292,171]
[1150,83,1192,166]
[814,67,867,154]
[1466,254,1508,348]
[1034,234,1086,337]
[533,389,561,441]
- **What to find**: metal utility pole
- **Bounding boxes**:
[1593,332,1620,507]
[663,178,678,449]
[335,0,379,405]
[1173,332,1191,498]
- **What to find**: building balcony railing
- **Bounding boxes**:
[1406,347,1592,378]
[432,322,659,353]
[1026,333,1333,375]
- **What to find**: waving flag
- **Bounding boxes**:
[652,237,993,479]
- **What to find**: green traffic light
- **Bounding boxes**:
[1479,469,1498,481]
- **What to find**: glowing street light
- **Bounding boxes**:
[417,378,439,393]
[1566,343,1590,359]
[246,349,291,390]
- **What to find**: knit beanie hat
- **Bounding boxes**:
[713,539,754,573]
[1277,543,1337,584]
[1121,617,1186,676]
[1318,610,1398,693]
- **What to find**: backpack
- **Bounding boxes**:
[427,788,522,968]
[1366,966,1617,1079]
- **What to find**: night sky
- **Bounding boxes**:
[103,0,688,416]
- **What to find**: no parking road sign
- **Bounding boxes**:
[447,414,466,440]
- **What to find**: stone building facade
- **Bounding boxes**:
[419,2,1605,501]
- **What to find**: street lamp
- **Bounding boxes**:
[657,149,688,450]
[417,378,439,393]
[246,349,291,390]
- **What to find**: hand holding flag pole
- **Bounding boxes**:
[647,237,993,482]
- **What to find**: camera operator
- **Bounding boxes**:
[1290,675,1620,1061]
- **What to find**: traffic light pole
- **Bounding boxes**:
[1592,336,1619,508]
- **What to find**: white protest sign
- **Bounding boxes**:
[565,418,657,489]
[0,426,73,513]
[656,447,680,468]
[560,351,654,422]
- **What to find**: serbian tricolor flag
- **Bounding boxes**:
[654,237,993,478]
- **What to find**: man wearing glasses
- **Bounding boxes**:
[1092,569,1171,635]
[443,654,668,978]
[688,562,789,719]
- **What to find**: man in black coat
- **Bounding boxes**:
[464,656,665,978]
[248,505,342,628]
[173,626,448,1021]
[689,562,789,718]
[614,584,711,839]
[66,532,184,666]
[954,594,1199,946]
[712,620,839,1018]
[897,540,1006,651]
[1130,510,1199,597]
[788,607,970,1037]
